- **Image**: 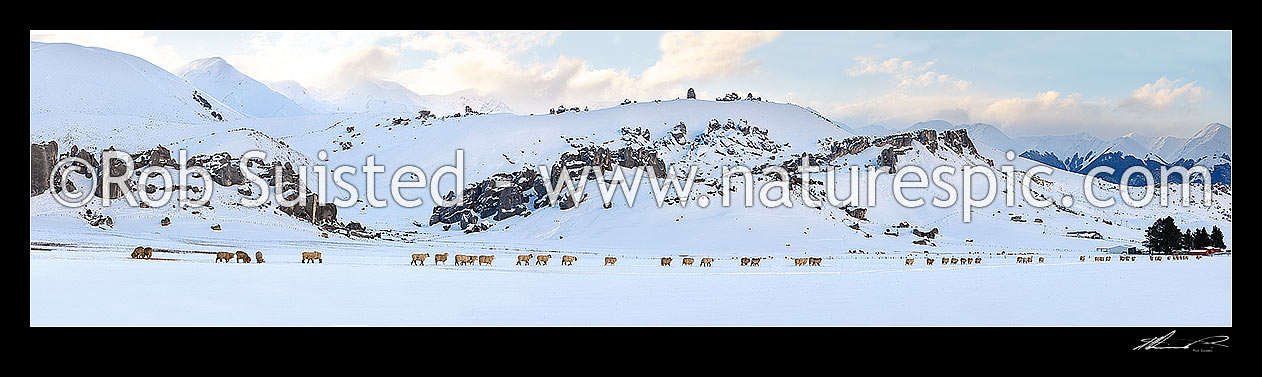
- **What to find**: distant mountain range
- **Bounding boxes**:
[907,121,1231,185]
[176,57,313,118]
[176,56,513,117]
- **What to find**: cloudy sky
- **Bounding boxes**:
[29,30,1231,138]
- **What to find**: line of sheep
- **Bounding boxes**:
[1077,255,1200,262]
[1014,256,1043,264]
[211,250,269,264]
[907,257,984,266]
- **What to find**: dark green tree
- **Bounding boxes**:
[1210,226,1226,248]
[1193,228,1212,249]
[1182,229,1194,250]
[1144,216,1182,254]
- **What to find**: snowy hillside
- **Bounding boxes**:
[419,89,514,115]
[1175,123,1232,162]
[30,42,243,124]
[175,57,313,118]
[312,78,513,116]
[264,80,341,114]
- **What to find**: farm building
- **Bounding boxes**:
[1066,230,1104,240]
[1187,248,1226,256]
[1096,245,1138,254]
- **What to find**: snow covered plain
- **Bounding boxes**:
[29,248,1231,326]
[30,215,1231,326]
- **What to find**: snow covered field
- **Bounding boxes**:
[30,242,1231,326]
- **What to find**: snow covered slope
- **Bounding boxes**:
[264,80,340,114]
[175,57,313,118]
[30,42,243,124]
[313,78,513,116]
[419,89,514,115]
[1175,123,1232,161]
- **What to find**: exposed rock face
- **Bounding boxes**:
[877,147,898,170]
[430,167,544,229]
[314,203,337,224]
[940,129,993,166]
[669,122,688,145]
[130,145,177,169]
[30,141,58,196]
[912,227,940,239]
[845,207,868,221]
[185,152,246,187]
[93,147,129,200]
[76,147,99,169]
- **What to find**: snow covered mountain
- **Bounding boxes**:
[1174,123,1232,162]
[993,123,1231,185]
[314,78,513,116]
[263,80,341,114]
[30,42,243,124]
[175,57,313,118]
[420,89,514,115]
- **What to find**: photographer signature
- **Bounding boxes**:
[1135,330,1229,351]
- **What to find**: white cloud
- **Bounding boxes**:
[1120,77,1206,111]
[391,30,782,113]
[847,56,970,90]
[224,31,405,88]
[640,31,782,86]
[821,87,1211,138]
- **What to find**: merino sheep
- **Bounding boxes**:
[700,257,714,267]
[809,257,822,266]
[215,251,234,263]
[517,254,533,265]
[562,255,577,266]
[604,257,617,266]
[926,258,935,265]
[740,257,751,266]
[435,253,449,264]
[411,253,430,265]
[536,254,552,265]
[235,251,250,263]
[479,255,495,266]
[1080,255,1087,262]
[682,257,695,266]
[1038,256,1045,263]
[794,258,808,266]
[255,251,265,263]
[302,251,323,263]
[905,258,915,266]
[454,254,472,266]
[974,257,981,264]
[131,246,152,259]
[130,245,150,259]
[749,258,762,267]
[661,257,673,266]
